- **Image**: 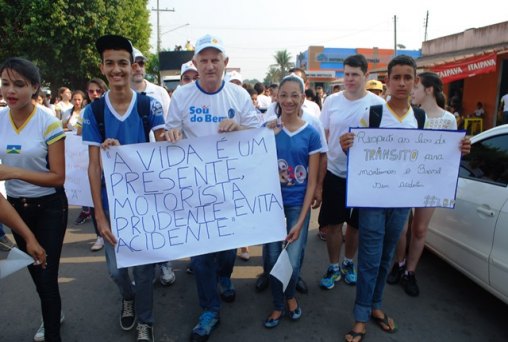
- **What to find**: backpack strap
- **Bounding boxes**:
[90,97,106,142]
[413,107,426,129]
[90,94,153,143]
[369,104,383,128]
[136,93,152,142]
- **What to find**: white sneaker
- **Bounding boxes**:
[159,263,176,286]
[90,236,104,251]
[33,311,65,341]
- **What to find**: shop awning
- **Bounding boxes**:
[431,53,497,84]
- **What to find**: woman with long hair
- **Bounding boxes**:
[0,57,67,341]
[387,72,459,297]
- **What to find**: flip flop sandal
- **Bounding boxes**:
[344,330,366,342]
[372,313,398,333]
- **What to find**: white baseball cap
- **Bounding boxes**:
[225,71,242,83]
[194,34,225,55]
[181,60,197,76]
[132,47,148,61]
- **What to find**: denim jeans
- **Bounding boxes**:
[9,190,68,342]
[354,208,410,322]
[503,111,508,124]
[265,206,310,311]
[192,248,237,312]
[102,211,155,325]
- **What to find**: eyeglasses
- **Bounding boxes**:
[134,60,145,67]
[88,89,103,94]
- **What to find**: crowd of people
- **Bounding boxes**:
[0,33,472,342]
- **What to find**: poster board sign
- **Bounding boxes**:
[64,132,93,207]
[346,128,465,208]
[101,128,286,268]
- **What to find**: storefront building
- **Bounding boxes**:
[417,21,508,130]
[296,46,420,90]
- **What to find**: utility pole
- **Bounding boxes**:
[424,10,429,42]
[394,15,397,57]
[152,0,175,55]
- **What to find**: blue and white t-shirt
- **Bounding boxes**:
[167,80,259,138]
[81,90,165,211]
[276,122,322,207]
[82,90,165,146]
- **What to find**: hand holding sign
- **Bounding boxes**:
[346,128,465,208]
[101,128,286,268]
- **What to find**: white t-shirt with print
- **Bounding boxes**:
[0,106,65,197]
[167,81,259,138]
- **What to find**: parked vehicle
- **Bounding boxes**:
[427,124,508,304]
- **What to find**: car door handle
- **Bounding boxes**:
[476,206,495,217]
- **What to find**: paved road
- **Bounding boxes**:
[1,207,507,341]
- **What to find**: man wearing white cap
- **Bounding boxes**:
[165,34,258,342]
[131,47,171,122]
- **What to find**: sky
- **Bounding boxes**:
[148,0,507,80]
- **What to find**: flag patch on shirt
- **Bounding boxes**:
[6,145,21,154]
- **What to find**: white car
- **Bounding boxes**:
[427,124,508,304]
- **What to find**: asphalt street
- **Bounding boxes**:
[1,207,507,341]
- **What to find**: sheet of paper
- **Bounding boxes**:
[269,248,292,292]
[0,247,34,279]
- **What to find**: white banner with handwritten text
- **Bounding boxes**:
[347,128,465,208]
[64,132,93,207]
[101,128,286,268]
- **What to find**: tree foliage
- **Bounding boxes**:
[264,49,295,84]
[0,0,151,92]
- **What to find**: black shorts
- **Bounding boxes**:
[318,171,358,228]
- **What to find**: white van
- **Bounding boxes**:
[162,75,180,92]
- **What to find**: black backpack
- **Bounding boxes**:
[369,104,426,129]
[90,93,152,142]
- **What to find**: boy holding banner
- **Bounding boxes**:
[82,34,166,342]
[340,55,470,342]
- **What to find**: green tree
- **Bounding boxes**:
[145,52,159,84]
[0,0,151,93]
[269,49,294,82]
[264,66,282,85]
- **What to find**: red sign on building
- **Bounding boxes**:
[431,53,497,84]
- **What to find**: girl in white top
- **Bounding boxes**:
[61,90,85,131]
[0,57,67,342]
[390,71,459,296]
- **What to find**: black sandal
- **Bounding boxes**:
[344,330,366,342]
[371,313,398,333]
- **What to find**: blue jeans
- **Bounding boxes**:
[102,205,155,325]
[192,248,237,312]
[354,208,410,322]
[503,111,508,124]
[9,190,68,342]
[104,242,155,324]
[265,206,310,311]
